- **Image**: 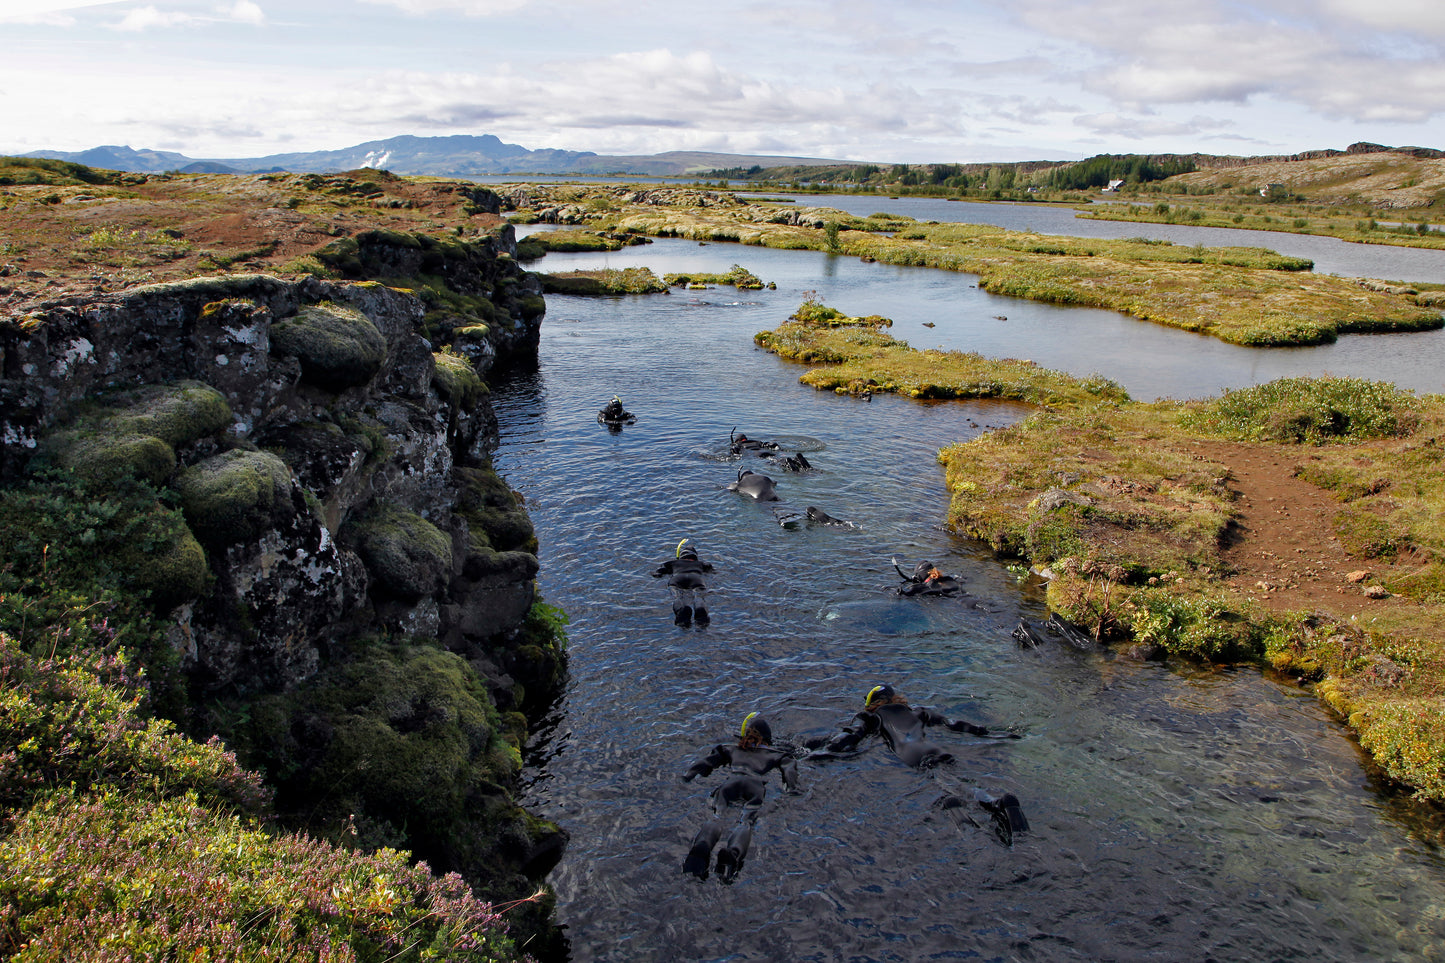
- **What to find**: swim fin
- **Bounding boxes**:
[674,605,693,626]
[975,789,1029,845]
[715,822,752,884]
[693,606,710,626]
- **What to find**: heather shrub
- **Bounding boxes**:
[0,789,526,962]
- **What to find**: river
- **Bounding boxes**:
[491,229,1445,962]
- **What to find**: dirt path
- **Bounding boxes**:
[1186,439,1401,619]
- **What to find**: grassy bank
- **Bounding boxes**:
[759,299,1445,802]
[504,184,1441,347]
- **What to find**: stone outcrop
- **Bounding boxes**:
[0,224,566,951]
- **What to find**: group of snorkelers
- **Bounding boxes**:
[603,413,1026,880]
[684,685,1028,883]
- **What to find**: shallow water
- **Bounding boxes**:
[519,236,1445,400]
[762,193,1445,285]
[491,259,1445,962]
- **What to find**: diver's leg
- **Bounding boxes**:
[693,587,709,626]
[715,817,753,883]
[671,586,692,626]
[684,820,724,878]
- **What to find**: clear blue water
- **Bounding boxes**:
[491,243,1445,962]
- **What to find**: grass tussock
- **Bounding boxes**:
[755,296,1129,407]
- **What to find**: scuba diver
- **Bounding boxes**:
[892,557,964,597]
[729,427,780,455]
[682,712,800,882]
[651,538,714,626]
[597,395,636,427]
[807,684,1030,844]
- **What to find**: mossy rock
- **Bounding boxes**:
[345,503,452,601]
[432,352,487,411]
[115,513,210,610]
[39,431,177,486]
[270,301,387,391]
[36,381,232,485]
[174,449,293,547]
[454,466,536,553]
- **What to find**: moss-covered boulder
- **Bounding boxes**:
[344,503,451,601]
[114,509,210,610]
[174,449,293,547]
[36,381,232,485]
[269,301,387,391]
[432,352,487,412]
[454,465,536,554]
[222,642,565,905]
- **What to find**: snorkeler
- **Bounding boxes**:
[808,684,1029,843]
[652,538,714,626]
[892,557,964,597]
[598,395,636,427]
[682,712,800,882]
[729,427,780,455]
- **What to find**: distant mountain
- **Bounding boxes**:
[22,134,849,177]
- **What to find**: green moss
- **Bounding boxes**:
[173,450,292,547]
[36,382,232,486]
[344,503,452,601]
[269,301,387,391]
[431,352,487,411]
[116,515,209,611]
[453,466,536,554]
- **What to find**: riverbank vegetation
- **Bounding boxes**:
[758,298,1445,801]
[504,184,1441,347]
[0,470,536,959]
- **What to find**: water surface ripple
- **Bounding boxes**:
[492,252,1445,963]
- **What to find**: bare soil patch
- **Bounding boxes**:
[1188,438,1404,618]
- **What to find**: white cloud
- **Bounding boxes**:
[359,0,530,14]
[113,0,264,29]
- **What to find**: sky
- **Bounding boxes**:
[2,0,1443,164]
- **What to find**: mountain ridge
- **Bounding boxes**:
[21,133,852,177]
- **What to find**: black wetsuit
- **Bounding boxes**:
[819,702,989,769]
[682,744,799,880]
[652,554,714,625]
[894,560,963,597]
[598,400,635,425]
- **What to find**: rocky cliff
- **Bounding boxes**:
[0,223,567,953]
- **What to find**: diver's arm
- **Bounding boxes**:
[651,560,674,577]
[891,557,915,581]
[683,745,729,781]
[779,756,800,792]
[822,712,877,752]
[918,706,992,736]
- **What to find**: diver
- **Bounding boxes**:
[652,538,714,626]
[807,684,1029,844]
[760,450,812,472]
[729,427,780,455]
[682,711,800,882]
[597,395,636,427]
[892,556,963,597]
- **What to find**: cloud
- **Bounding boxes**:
[359,0,531,14]
[113,0,265,30]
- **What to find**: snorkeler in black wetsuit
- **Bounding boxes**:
[683,712,800,882]
[892,557,964,597]
[809,684,1030,843]
[729,427,780,455]
[652,538,714,626]
[598,395,636,426]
